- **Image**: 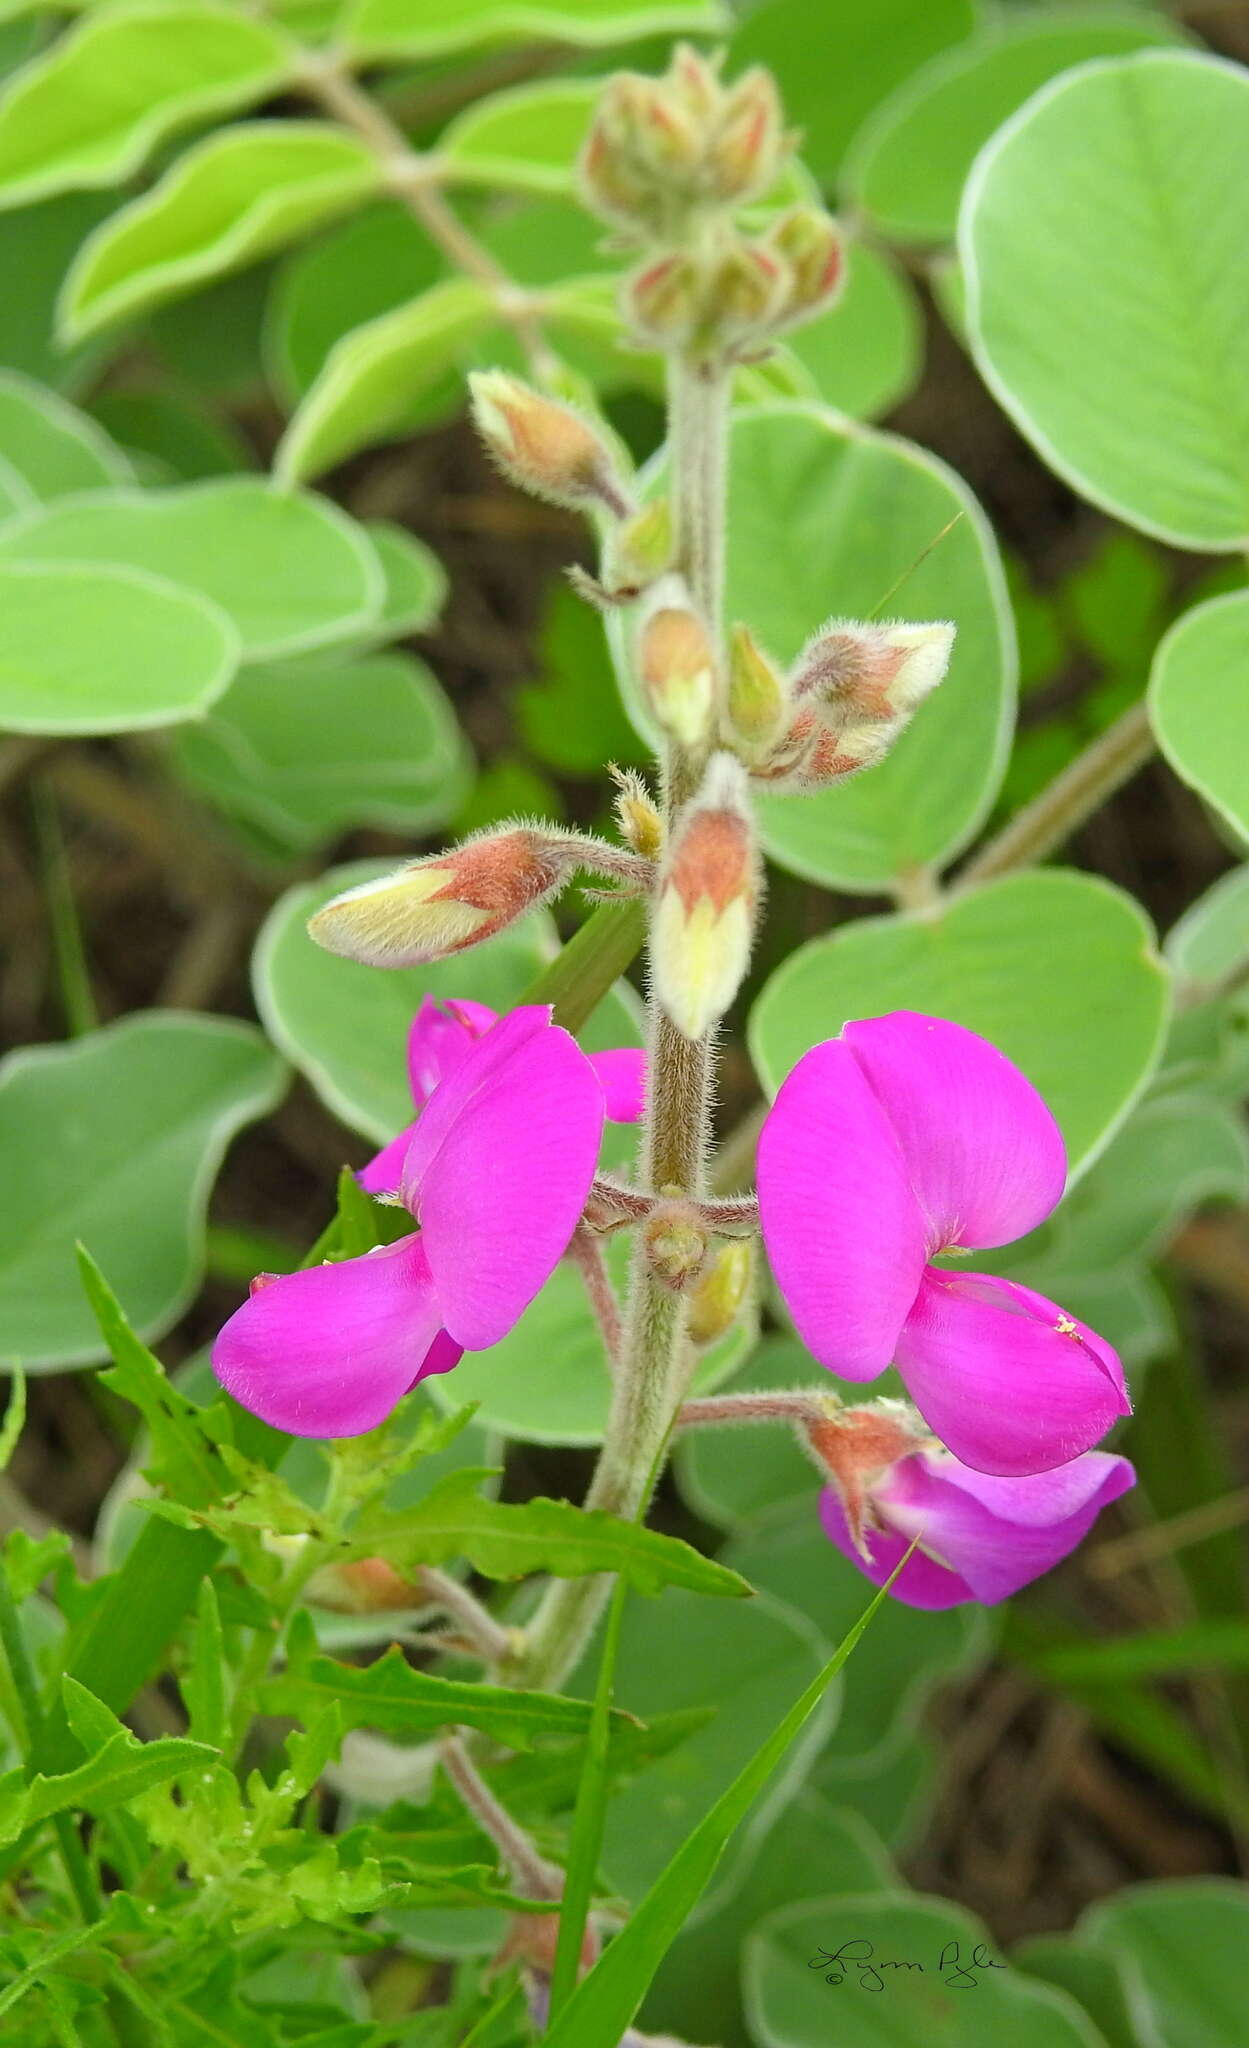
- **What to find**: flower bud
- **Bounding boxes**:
[687,1238,753,1344]
[580,100,659,230]
[307,1555,412,1614]
[468,371,630,518]
[767,207,844,326]
[643,1197,709,1291]
[611,767,664,861]
[308,828,577,968]
[638,597,716,751]
[703,239,788,345]
[626,252,703,348]
[802,1399,934,1557]
[610,497,673,589]
[726,623,787,754]
[667,41,721,126]
[706,66,786,205]
[791,619,955,720]
[653,753,759,1041]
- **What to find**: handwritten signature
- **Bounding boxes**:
[808,1939,1008,1991]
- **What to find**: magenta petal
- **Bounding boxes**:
[212,1235,446,1438]
[818,1488,974,1609]
[843,1012,1067,1252]
[896,1269,1131,1477]
[589,1047,646,1123]
[876,1449,1135,1603]
[406,996,496,1108]
[400,1004,553,1203]
[757,1039,928,1378]
[406,1010,605,1349]
[359,1119,417,1196]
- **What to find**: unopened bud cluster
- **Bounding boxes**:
[580,45,843,363]
[725,617,955,791]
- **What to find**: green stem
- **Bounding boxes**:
[518,358,729,1693]
[31,778,96,1038]
[959,699,1154,888]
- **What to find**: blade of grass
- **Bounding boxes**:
[542,1546,915,2048]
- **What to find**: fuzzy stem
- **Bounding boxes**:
[567,1229,624,1373]
[415,1567,516,1667]
[676,1390,831,1429]
[439,1733,562,1900]
[959,700,1154,888]
[517,357,730,1691]
[288,46,556,380]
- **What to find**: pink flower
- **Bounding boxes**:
[757,1012,1130,1475]
[819,1436,1135,1610]
[359,995,645,1196]
[213,1006,606,1437]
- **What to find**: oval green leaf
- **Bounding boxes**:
[749,868,1170,1179]
[275,278,493,484]
[1166,863,1249,987]
[0,368,134,497]
[784,239,923,420]
[440,79,595,197]
[344,0,727,63]
[264,201,445,406]
[0,477,384,659]
[362,519,447,640]
[726,403,1014,891]
[1079,1878,1249,2048]
[1150,590,1249,840]
[0,559,237,732]
[171,650,471,853]
[0,2,291,212]
[962,51,1249,548]
[61,122,381,341]
[847,10,1182,246]
[0,1014,286,1369]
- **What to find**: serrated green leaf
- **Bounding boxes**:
[171,649,471,854]
[962,51,1249,548]
[750,869,1169,1180]
[344,0,727,63]
[846,10,1182,246]
[0,558,237,733]
[0,2,292,212]
[0,476,384,660]
[357,1468,751,1598]
[1150,590,1249,837]
[275,278,493,484]
[182,1579,228,1751]
[0,1013,286,1368]
[260,1644,615,1750]
[62,122,381,341]
[1,1728,216,1846]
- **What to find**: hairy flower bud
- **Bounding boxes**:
[643,1197,710,1291]
[802,1399,934,1557]
[727,622,787,754]
[791,618,955,719]
[307,1555,413,1614]
[626,251,703,347]
[687,1238,753,1344]
[611,497,674,590]
[766,206,844,326]
[611,767,664,861]
[653,753,759,1041]
[638,595,717,750]
[468,371,630,518]
[706,66,786,204]
[308,828,578,968]
[704,239,789,344]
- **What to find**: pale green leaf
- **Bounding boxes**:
[784,239,923,421]
[1079,1878,1249,2048]
[0,559,237,733]
[264,200,444,406]
[0,1013,286,1369]
[61,123,381,341]
[1166,863,1249,988]
[962,51,1249,548]
[344,0,728,63]
[439,79,595,197]
[749,868,1170,1179]
[363,519,447,638]
[1150,590,1249,838]
[0,2,291,212]
[730,0,979,184]
[846,10,1182,245]
[0,477,384,659]
[0,368,133,496]
[171,650,470,853]
[275,278,493,484]
[745,1894,1107,2045]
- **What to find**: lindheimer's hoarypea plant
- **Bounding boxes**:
[5,9,1249,2046]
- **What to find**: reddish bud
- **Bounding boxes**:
[791,618,954,719]
[767,206,844,325]
[638,595,717,749]
[653,753,759,1041]
[704,238,788,343]
[627,251,703,346]
[469,371,629,518]
[308,828,578,968]
[307,1555,413,1614]
[803,1400,934,1558]
[706,66,786,204]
